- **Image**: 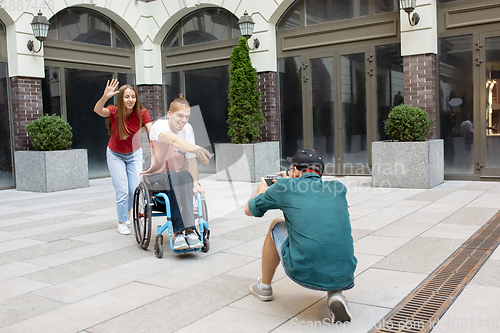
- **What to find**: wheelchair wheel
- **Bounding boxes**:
[133,183,152,250]
[154,235,163,258]
[201,229,210,253]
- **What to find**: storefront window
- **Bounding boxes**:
[163,72,181,112]
[439,35,474,174]
[375,44,404,141]
[278,57,303,166]
[0,62,13,189]
[42,67,62,117]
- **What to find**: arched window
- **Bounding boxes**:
[162,7,240,49]
[47,7,133,49]
[277,0,398,30]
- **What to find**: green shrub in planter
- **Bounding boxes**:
[25,114,73,151]
[384,104,432,142]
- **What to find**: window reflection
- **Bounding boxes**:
[182,8,228,46]
[0,62,13,189]
[61,8,111,46]
[277,1,300,31]
[42,67,62,117]
[375,44,403,141]
[278,57,303,168]
[305,0,368,25]
[439,35,474,174]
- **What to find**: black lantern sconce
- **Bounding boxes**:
[238,11,260,49]
[27,11,50,53]
[400,0,420,26]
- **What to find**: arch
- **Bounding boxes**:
[47,4,142,47]
[153,3,236,45]
[268,0,298,25]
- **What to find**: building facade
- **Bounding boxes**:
[0,0,499,189]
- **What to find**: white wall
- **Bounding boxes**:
[400,0,438,56]
[0,0,290,84]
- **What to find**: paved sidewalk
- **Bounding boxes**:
[0,175,499,333]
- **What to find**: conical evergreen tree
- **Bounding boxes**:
[227,37,264,144]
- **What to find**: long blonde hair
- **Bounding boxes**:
[106,85,144,140]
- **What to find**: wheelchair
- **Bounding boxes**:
[132,178,210,258]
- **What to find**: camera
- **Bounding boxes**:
[265,174,281,186]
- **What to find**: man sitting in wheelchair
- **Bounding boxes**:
[140,94,213,251]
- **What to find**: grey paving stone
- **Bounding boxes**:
[0,282,175,333]
[23,245,149,285]
[28,222,115,242]
[0,239,89,266]
[0,293,64,328]
[87,274,255,333]
[372,236,463,274]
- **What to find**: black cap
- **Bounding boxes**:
[286,149,324,174]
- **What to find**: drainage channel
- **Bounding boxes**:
[368,210,500,333]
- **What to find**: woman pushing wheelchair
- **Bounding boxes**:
[140,95,214,251]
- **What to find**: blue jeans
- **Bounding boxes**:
[271,221,354,292]
[107,147,142,223]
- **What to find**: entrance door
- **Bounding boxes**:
[479,33,500,177]
[306,49,370,175]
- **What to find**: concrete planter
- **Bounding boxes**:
[215,142,280,182]
[15,149,89,192]
[371,139,444,189]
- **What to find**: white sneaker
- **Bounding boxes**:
[327,291,351,322]
[126,209,132,226]
[117,223,131,235]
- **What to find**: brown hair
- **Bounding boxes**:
[106,85,144,139]
[168,93,189,112]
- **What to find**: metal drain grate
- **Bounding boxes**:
[369,211,500,333]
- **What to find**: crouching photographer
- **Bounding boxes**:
[244,149,357,322]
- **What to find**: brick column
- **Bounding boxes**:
[137,84,163,121]
[11,77,43,151]
[257,71,278,142]
[403,53,438,139]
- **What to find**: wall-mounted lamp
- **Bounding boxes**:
[27,11,50,53]
[238,11,260,49]
[400,0,420,26]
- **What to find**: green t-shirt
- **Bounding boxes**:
[248,173,357,290]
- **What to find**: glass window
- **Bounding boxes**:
[163,8,239,49]
[278,57,303,167]
[231,15,242,39]
[0,62,14,189]
[341,53,367,172]
[162,23,179,50]
[305,0,368,25]
[65,68,114,178]
[375,0,399,14]
[485,37,500,168]
[438,35,474,174]
[311,57,335,173]
[0,20,5,32]
[277,1,300,31]
[184,66,230,173]
[60,7,111,46]
[42,67,62,117]
[375,44,403,141]
[114,24,133,50]
[47,15,57,39]
[182,8,228,46]
[163,72,181,113]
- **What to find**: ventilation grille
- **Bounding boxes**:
[369,211,500,333]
